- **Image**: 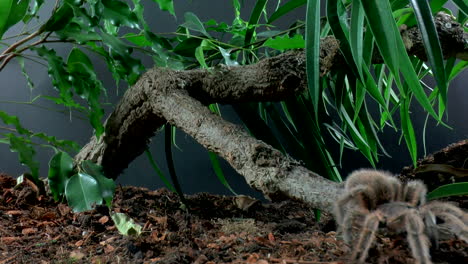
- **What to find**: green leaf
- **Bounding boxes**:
[67,48,105,137]
[98,32,145,84]
[33,46,76,107]
[100,0,139,29]
[452,0,468,16]
[182,12,210,37]
[244,0,268,46]
[427,182,468,200]
[0,111,31,135]
[262,34,305,50]
[409,0,447,118]
[80,161,115,207]
[17,57,35,93]
[400,98,418,166]
[151,0,175,17]
[359,0,439,121]
[7,134,39,181]
[123,32,152,47]
[42,2,73,32]
[55,22,101,44]
[110,212,142,236]
[48,152,75,201]
[65,173,103,212]
[195,45,208,68]
[448,61,468,81]
[305,0,321,121]
[0,0,30,38]
[350,0,365,78]
[268,0,307,24]
[145,149,176,192]
[208,152,237,195]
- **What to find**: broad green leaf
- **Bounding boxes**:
[218,47,239,66]
[409,0,447,118]
[244,0,268,46]
[23,0,44,23]
[427,182,468,200]
[48,152,75,201]
[268,0,307,24]
[173,37,203,57]
[182,12,210,37]
[111,212,142,236]
[42,2,73,31]
[55,22,101,44]
[99,32,145,84]
[262,34,305,50]
[305,0,321,121]
[101,0,139,29]
[33,46,76,107]
[151,0,175,17]
[123,33,152,47]
[0,0,30,38]
[195,46,208,68]
[65,173,103,212]
[0,111,30,135]
[67,48,105,136]
[80,161,115,207]
[7,133,39,181]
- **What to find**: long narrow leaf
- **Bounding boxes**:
[305,0,321,120]
[145,149,176,192]
[359,0,439,121]
[427,182,468,200]
[452,0,468,16]
[409,0,447,118]
[400,97,418,166]
[244,0,268,46]
[207,152,237,195]
[268,0,307,24]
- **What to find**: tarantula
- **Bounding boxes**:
[334,169,468,264]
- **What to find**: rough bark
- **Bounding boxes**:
[76,14,467,214]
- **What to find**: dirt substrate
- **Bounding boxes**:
[0,172,467,264]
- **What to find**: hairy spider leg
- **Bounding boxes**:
[350,211,382,263]
[404,210,432,264]
[334,185,374,225]
[404,181,427,206]
[425,201,468,242]
[425,201,468,225]
[341,209,366,243]
[435,212,468,242]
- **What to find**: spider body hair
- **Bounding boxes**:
[334,169,468,264]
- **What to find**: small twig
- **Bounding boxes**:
[0,31,52,71]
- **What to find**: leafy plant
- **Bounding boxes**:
[0,0,467,209]
[48,151,115,212]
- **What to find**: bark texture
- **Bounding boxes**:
[76,14,467,213]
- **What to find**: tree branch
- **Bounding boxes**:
[75,13,467,213]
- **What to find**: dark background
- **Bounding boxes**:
[1,1,466,199]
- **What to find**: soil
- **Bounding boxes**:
[1,141,467,264]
